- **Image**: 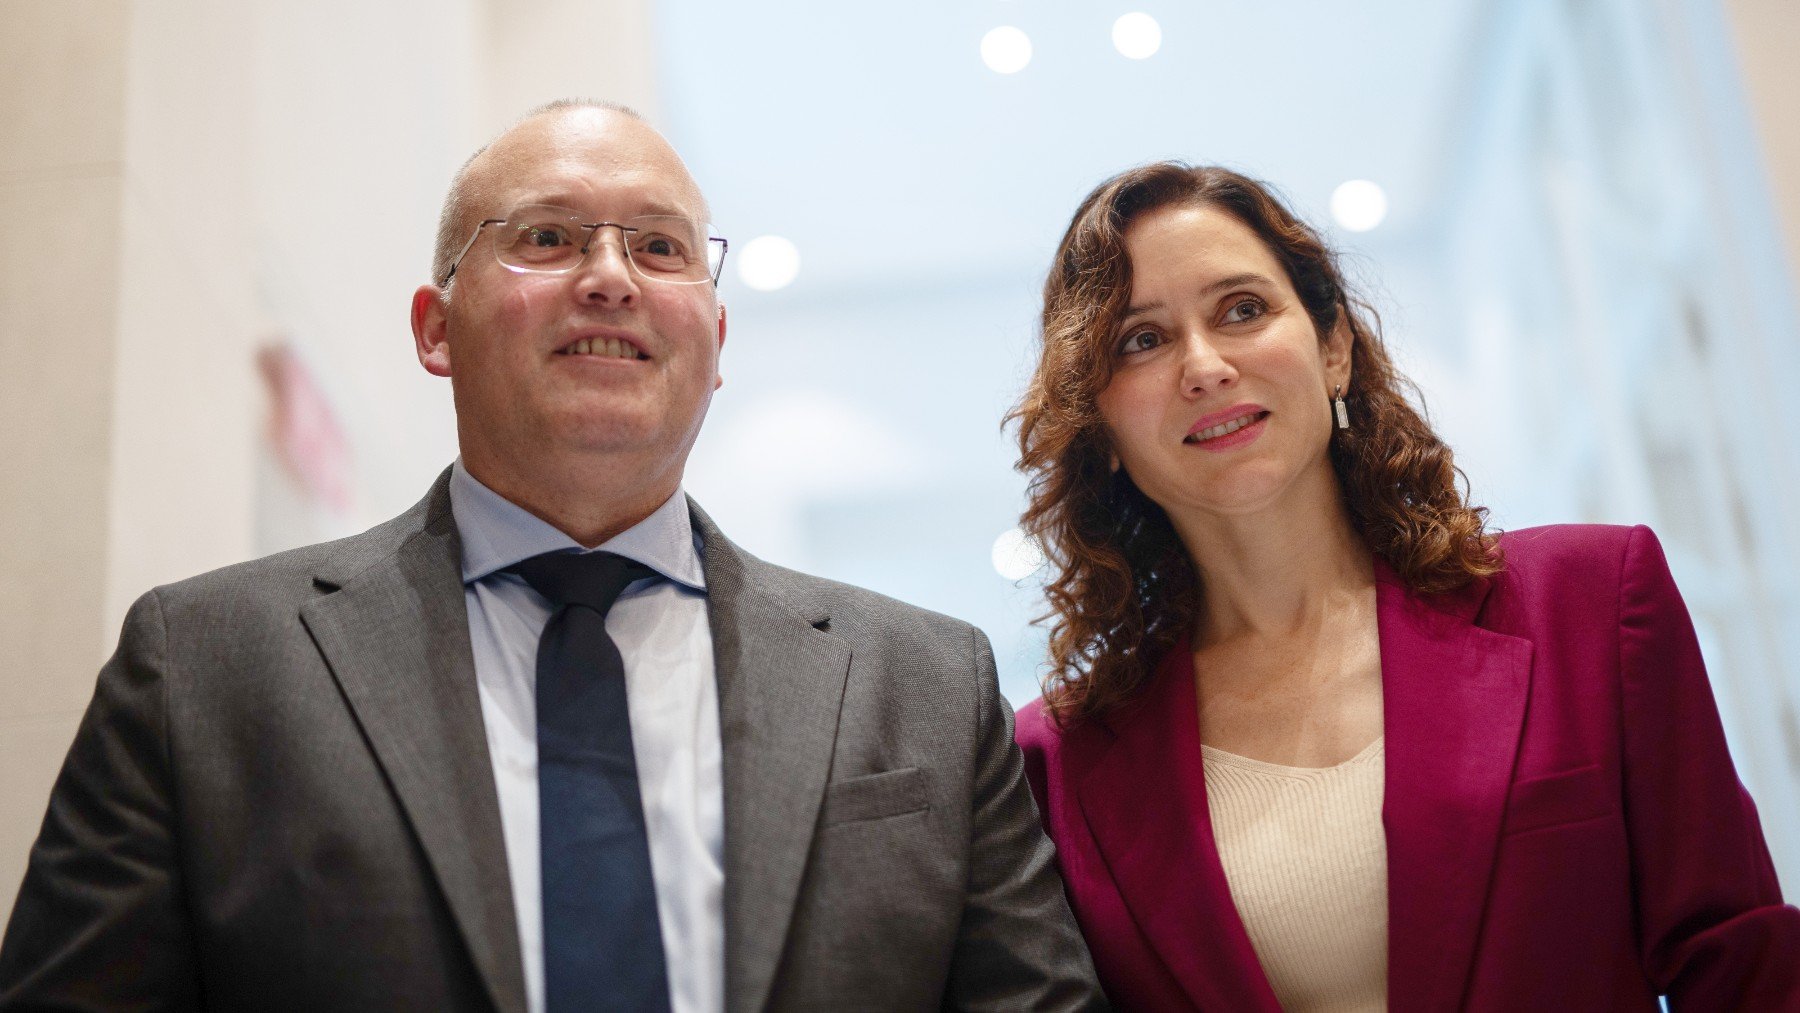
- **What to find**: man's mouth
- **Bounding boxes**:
[1184,410,1269,443]
[558,336,645,360]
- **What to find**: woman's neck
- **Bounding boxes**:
[1169,471,1373,644]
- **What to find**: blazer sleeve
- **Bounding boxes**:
[0,589,201,1010]
[940,627,1106,1012]
[1618,526,1800,1008]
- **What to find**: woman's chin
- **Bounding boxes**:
[1146,467,1296,520]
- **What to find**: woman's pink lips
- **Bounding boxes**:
[1187,403,1268,434]
[1186,410,1270,452]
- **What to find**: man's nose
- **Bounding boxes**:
[1179,331,1237,396]
[573,226,640,306]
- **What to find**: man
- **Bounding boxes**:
[0,101,1103,1011]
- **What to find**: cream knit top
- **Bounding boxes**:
[1201,738,1388,1012]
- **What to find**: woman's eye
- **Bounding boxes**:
[1221,297,1266,324]
[1118,329,1163,355]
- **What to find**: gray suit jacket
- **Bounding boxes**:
[0,471,1102,1011]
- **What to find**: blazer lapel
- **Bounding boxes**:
[691,504,853,1013]
[299,476,528,1013]
[1071,641,1283,1012]
[1377,565,1532,1013]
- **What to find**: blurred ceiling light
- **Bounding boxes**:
[991,527,1046,581]
[981,26,1033,74]
[1330,179,1389,232]
[737,234,801,291]
[1112,13,1162,59]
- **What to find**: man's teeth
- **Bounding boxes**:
[1189,413,1262,442]
[562,338,643,359]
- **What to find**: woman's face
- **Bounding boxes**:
[1095,203,1351,524]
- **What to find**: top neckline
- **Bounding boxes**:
[1200,736,1385,778]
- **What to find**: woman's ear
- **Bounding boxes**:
[1324,312,1354,390]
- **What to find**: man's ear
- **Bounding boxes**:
[714,301,727,390]
[412,285,452,377]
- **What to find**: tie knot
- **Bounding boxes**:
[509,550,656,615]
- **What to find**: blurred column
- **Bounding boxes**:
[1724,0,1800,278]
[0,0,261,918]
[105,2,261,652]
[0,0,135,915]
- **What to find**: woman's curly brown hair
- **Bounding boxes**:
[1008,163,1499,726]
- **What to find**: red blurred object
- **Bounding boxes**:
[257,340,354,516]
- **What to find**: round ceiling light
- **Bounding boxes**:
[981,26,1033,74]
[1112,13,1162,59]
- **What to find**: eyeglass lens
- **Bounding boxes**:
[494,205,724,283]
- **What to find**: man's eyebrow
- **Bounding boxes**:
[1122,272,1277,319]
[517,194,699,220]
[634,198,702,220]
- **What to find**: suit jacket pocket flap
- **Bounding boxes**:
[821,766,928,825]
[1504,763,1614,836]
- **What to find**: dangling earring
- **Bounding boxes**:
[1332,385,1350,430]
[1109,452,1121,474]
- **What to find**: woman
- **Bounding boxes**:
[1010,163,1799,1011]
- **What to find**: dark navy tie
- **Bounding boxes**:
[512,550,670,1013]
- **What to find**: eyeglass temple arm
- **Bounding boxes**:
[708,236,728,284]
[439,219,508,286]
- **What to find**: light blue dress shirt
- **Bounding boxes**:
[449,461,724,1013]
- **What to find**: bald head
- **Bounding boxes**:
[430,101,711,287]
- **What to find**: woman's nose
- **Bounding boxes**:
[1179,332,1237,396]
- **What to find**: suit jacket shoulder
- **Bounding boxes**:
[0,466,520,1012]
[149,473,442,617]
[1490,522,1638,592]
[1477,523,1683,645]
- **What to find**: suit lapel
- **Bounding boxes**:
[299,475,528,1013]
[1377,565,1532,1013]
[691,504,853,1013]
[1071,641,1282,1012]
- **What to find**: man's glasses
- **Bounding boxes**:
[440,204,728,287]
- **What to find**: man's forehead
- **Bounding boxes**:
[502,168,703,219]
[473,111,708,220]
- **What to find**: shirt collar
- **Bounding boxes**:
[448,459,706,592]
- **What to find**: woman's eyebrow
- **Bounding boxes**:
[1123,273,1276,319]
[1200,272,1275,297]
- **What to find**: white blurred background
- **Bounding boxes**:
[4,0,1799,915]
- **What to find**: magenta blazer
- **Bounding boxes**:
[1017,525,1800,1011]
